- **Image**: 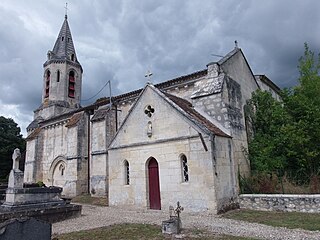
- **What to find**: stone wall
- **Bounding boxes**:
[214,136,238,211]
[90,107,117,197]
[109,137,216,212]
[108,86,219,212]
[239,194,320,213]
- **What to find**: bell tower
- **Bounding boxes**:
[35,14,83,119]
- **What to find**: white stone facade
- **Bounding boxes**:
[24,15,281,213]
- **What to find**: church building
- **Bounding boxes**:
[24,15,280,213]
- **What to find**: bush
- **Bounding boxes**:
[240,172,278,194]
[240,172,317,194]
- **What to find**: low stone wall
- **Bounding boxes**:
[239,194,320,213]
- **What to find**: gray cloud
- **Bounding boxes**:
[0,0,319,136]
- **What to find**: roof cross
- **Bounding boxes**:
[145,70,153,83]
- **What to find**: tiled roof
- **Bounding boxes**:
[65,112,83,128]
[164,92,230,138]
[94,69,208,106]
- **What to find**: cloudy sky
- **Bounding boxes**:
[0,0,319,136]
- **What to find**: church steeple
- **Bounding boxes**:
[49,15,79,64]
[38,14,83,119]
[45,14,81,68]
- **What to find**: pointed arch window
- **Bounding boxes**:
[124,160,130,185]
[68,71,75,98]
[57,70,60,82]
[45,70,50,98]
[181,154,189,182]
[59,164,65,176]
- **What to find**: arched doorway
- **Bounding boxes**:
[49,157,67,189]
[52,161,66,188]
[148,158,161,210]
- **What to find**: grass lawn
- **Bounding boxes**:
[223,209,320,231]
[52,223,256,240]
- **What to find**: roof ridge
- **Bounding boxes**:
[162,91,230,137]
[217,47,240,65]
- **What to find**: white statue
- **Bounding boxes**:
[147,121,152,137]
[12,148,21,171]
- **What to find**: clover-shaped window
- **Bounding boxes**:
[144,105,155,117]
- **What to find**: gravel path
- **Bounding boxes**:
[53,204,320,239]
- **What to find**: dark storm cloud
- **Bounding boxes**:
[0,0,319,136]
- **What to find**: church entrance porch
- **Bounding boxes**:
[148,158,161,210]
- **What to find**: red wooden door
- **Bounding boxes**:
[148,158,161,210]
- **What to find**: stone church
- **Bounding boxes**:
[24,15,280,213]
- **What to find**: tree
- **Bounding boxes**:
[0,116,26,180]
[247,43,320,184]
[245,90,289,174]
[281,43,320,181]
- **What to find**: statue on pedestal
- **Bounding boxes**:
[7,148,23,189]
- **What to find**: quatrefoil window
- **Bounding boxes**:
[144,105,155,117]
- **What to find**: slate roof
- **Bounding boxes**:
[49,15,79,64]
[163,92,230,137]
[191,73,225,98]
[26,117,43,131]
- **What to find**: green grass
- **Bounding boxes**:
[223,209,320,231]
[52,223,256,240]
[71,194,108,206]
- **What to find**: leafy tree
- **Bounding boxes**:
[0,116,26,180]
[245,90,289,174]
[282,43,320,181]
[246,43,320,185]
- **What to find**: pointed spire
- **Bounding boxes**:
[50,15,78,63]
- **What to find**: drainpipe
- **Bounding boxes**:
[115,103,118,131]
[87,110,94,194]
[209,133,217,177]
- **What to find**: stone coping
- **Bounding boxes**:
[240,194,320,198]
[1,201,65,210]
[0,204,82,223]
[6,186,62,194]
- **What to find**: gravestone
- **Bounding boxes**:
[7,149,23,189]
[162,201,184,234]
[0,149,82,224]
[0,218,51,240]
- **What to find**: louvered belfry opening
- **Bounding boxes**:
[45,70,50,98]
[68,71,75,98]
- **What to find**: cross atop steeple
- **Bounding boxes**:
[65,2,69,19]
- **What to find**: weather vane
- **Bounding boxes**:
[65,2,69,17]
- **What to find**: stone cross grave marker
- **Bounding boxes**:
[7,148,23,189]
[162,201,184,235]
[12,148,21,171]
